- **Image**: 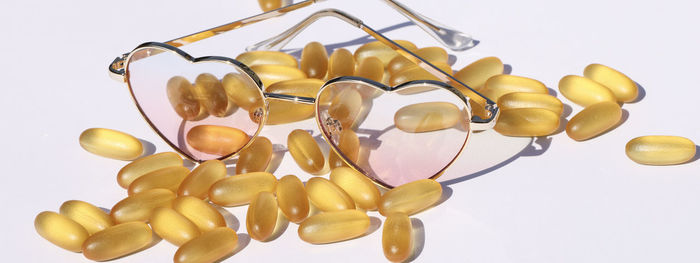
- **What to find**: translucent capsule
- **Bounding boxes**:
[174,227,238,263]
[301,41,329,79]
[328,87,363,128]
[389,62,453,86]
[246,192,279,241]
[497,92,564,116]
[378,179,442,216]
[288,129,325,174]
[178,160,227,199]
[584,63,638,102]
[454,57,504,90]
[387,46,448,75]
[306,177,355,211]
[329,167,381,210]
[327,48,355,79]
[209,172,278,206]
[298,210,370,244]
[481,74,548,102]
[235,50,298,68]
[329,129,360,169]
[79,128,143,161]
[626,136,696,165]
[354,40,418,67]
[250,64,307,87]
[59,200,113,235]
[264,78,324,124]
[355,56,384,83]
[193,73,229,117]
[394,102,461,133]
[222,73,262,111]
[82,222,153,261]
[128,166,190,196]
[117,152,183,189]
[235,136,272,174]
[382,213,413,263]
[34,211,89,252]
[566,101,622,141]
[559,75,617,107]
[276,175,310,223]
[167,76,204,121]
[494,108,560,137]
[172,196,226,232]
[186,125,249,156]
[111,188,176,224]
[150,207,200,246]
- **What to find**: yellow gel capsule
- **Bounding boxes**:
[174,227,238,263]
[328,87,363,128]
[150,207,200,246]
[328,48,355,79]
[394,102,462,133]
[276,175,310,223]
[178,160,227,199]
[235,136,273,174]
[34,211,89,252]
[389,62,453,86]
[301,41,329,79]
[257,0,282,12]
[264,78,324,124]
[209,172,278,206]
[329,129,360,169]
[329,167,381,211]
[288,129,325,174]
[626,136,696,165]
[298,210,370,244]
[235,50,298,68]
[111,188,176,224]
[584,63,638,102]
[355,56,384,83]
[559,75,617,107]
[251,64,307,87]
[79,128,143,161]
[354,40,418,67]
[306,177,355,211]
[59,200,113,235]
[382,213,413,262]
[497,92,564,116]
[566,101,622,141]
[481,74,548,102]
[117,152,183,189]
[378,179,442,216]
[454,57,504,90]
[387,46,448,75]
[222,73,262,111]
[494,108,560,137]
[172,196,226,232]
[193,73,229,117]
[128,166,189,196]
[186,125,249,156]
[246,191,279,241]
[82,222,153,261]
[167,76,203,121]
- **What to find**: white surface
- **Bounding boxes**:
[1,0,699,262]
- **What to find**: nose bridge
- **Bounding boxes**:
[263,92,316,104]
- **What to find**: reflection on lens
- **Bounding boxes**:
[329,129,360,169]
[193,73,230,117]
[328,88,362,128]
[186,125,249,156]
[166,76,206,121]
[222,73,261,111]
[394,102,461,133]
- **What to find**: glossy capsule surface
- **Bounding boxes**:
[382,213,413,262]
[566,101,622,141]
[276,175,310,223]
[193,73,229,117]
[209,172,278,206]
[559,75,617,106]
[494,108,560,137]
[246,192,279,241]
[329,167,381,210]
[389,62,453,86]
[250,64,307,87]
[235,136,272,174]
[306,177,355,211]
[222,73,262,111]
[174,227,238,263]
[378,179,442,216]
[355,56,384,83]
[117,152,183,188]
[584,63,638,102]
[481,74,548,102]
[328,87,363,128]
[235,50,298,68]
[497,92,564,116]
[79,128,143,161]
[187,125,249,156]
[82,222,153,261]
[328,48,355,79]
[111,188,176,223]
[288,129,325,174]
[394,102,461,133]
[35,211,89,252]
[172,196,226,232]
[167,76,203,121]
[150,207,200,246]
[301,42,329,79]
[626,136,696,165]
[298,210,370,244]
[128,166,190,196]
[454,57,504,90]
[59,200,113,235]
[329,129,360,169]
[387,46,448,75]
[265,78,323,124]
[354,40,418,66]
[178,160,227,199]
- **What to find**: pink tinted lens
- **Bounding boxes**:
[126,46,264,161]
[317,80,471,188]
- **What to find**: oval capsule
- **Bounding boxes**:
[301,41,329,79]
[117,152,183,188]
[172,196,226,232]
[186,125,249,156]
[329,167,381,211]
[79,128,144,161]
[327,48,355,79]
[355,56,384,83]
[626,136,696,165]
[178,160,227,199]
[246,192,279,241]
[394,102,462,133]
[235,136,273,174]
[306,177,355,211]
[111,188,176,224]
[222,73,262,111]
[566,101,622,141]
[174,227,238,263]
[378,179,442,216]
[497,92,564,116]
[128,166,190,196]
[494,108,560,137]
[209,172,278,206]
[35,211,89,252]
[265,78,324,124]
[584,63,638,102]
[389,62,453,86]
[276,175,310,223]
[481,74,548,102]
[251,64,307,88]
[329,129,360,169]
[382,213,413,263]
[193,73,230,117]
[559,75,617,107]
[82,222,153,261]
[235,50,298,68]
[167,76,204,121]
[328,87,363,128]
[454,57,504,90]
[288,129,325,174]
[354,40,418,67]
[387,46,448,75]
[150,207,201,246]
[59,200,113,235]
[298,210,370,244]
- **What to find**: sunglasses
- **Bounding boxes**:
[108,0,499,189]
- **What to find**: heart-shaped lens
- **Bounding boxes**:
[126,45,266,162]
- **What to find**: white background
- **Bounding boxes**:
[1,0,699,262]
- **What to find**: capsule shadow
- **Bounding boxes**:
[137,139,157,157]
[265,210,290,242]
[503,64,513,75]
[405,218,426,262]
[561,103,573,118]
[629,81,646,103]
[447,54,457,66]
[214,206,240,231]
[265,144,287,174]
[431,185,454,208]
[364,216,382,237]
[215,233,251,263]
[688,145,700,163]
[552,116,569,135]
